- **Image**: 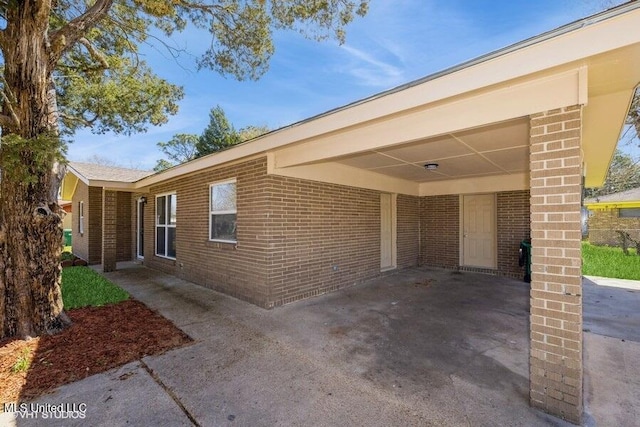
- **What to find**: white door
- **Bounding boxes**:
[380,193,397,270]
[462,194,496,268]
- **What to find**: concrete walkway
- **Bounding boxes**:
[2,266,638,426]
[582,276,640,426]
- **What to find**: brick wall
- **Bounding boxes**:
[116,192,132,262]
[137,154,530,309]
[420,195,460,269]
[397,194,421,269]
[102,190,117,272]
[146,158,271,306]
[529,106,583,423]
[88,186,103,264]
[143,157,423,307]
[265,175,381,306]
[588,209,640,246]
[497,190,531,278]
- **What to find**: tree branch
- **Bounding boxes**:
[60,112,92,128]
[0,74,20,128]
[49,0,115,66]
[77,37,109,69]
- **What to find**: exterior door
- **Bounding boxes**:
[380,193,397,271]
[462,194,496,268]
[137,198,145,259]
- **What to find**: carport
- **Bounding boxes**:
[71,3,640,423]
[262,4,640,423]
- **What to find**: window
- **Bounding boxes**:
[210,179,237,242]
[78,201,84,235]
[156,193,177,258]
[619,208,640,218]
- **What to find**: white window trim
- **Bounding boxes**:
[209,178,237,244]
[78,201,84,235]
[155,192,177,259]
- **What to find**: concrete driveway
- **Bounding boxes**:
[3,265,638,426]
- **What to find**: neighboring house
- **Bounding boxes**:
[585,187,640,246]
[60,3,640,423]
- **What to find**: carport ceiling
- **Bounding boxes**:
[335,117,530,182]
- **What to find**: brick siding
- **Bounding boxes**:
[102,190,117,272]
[141,157,426,308]
[588,209,640,246]
[497,190,531,278]
[145,158,272,306]
[420,195,460,269]
[529,106,583,423]
[88,186,103,264]
[116,192,133,262]
[265,175,381,306]
[397,194,421,269]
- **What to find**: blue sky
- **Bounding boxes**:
[68,0,630,169]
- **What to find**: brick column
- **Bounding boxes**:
[102,189,118,272]
[529,106,583,423]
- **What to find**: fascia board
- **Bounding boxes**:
[273,68,586,168]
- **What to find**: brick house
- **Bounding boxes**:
[585,187,640,246]
[60,3,640,423]
[60,162,153,264]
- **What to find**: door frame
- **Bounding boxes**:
[459,193,497,269]
[137,197,145,260]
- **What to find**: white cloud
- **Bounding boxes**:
[338,45,405,88]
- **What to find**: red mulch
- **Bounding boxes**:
[0,300,192,407]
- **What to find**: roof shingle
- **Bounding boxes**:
[69,162,154,183]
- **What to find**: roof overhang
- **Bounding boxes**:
[82,2,640,196]
[61,164,151,199]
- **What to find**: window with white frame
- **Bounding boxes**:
[210,179,237,242]
[156,193,177,258]
[78,201,84,235]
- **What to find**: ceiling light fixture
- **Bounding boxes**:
[424,163,439,170]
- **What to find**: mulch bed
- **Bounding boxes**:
[0,300,192,407]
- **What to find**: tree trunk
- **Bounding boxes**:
[0,1,70,339]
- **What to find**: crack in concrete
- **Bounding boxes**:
[140,360,201,427]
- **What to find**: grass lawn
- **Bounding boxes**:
[582,242,640,280]
[61,266,129,309]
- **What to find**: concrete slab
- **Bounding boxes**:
[583,275,640,291]
[106,265,571,426]
[583,334,640,426]
[0,362,191,427]
[582,276,640,426]
[583,277,640,342]
[4,264,636,426]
